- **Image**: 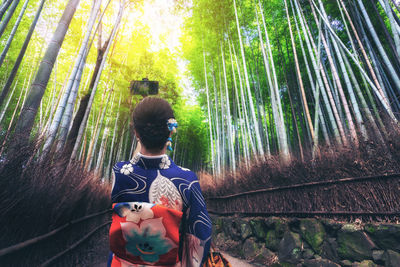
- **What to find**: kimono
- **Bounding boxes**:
[108,153,212,267]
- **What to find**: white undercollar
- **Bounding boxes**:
[137,152,167,159]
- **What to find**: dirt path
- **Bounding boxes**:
[221,252,256,267]
[86,230,255,267]
[91,252,255,267]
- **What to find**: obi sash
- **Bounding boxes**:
[109,202,183,266]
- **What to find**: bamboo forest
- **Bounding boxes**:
[1,0,400,265]
[0,0,399,176]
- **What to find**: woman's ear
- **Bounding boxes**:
[132,130,142,159]
[134,129,140,140]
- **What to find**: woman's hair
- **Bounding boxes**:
[133,97,174,151]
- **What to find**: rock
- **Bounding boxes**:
[353,260,378,267]
[303,258,341,267]
[242,238,277,264]
[250,219,267,241]
[242,237,259,259]
[341,260,353,266]
[383,250,400,267]
[213,232,227,248]
[302,248,315,259]
[278,231,302,264]
[265,218,288,252]
[365,224,400,251]
[322,219,343,233]
[223,239,242,256]
[264,217,280,229]
[321,237,339,262]
[266,217,288,239]
[266,230,281,252]
[240,220,253,240]
[254,245,277,265]
[372,250,384,264]
[289,218,301,233]
[213,216,224,234]
[228,217,243,241]
[300,219,326,254]
[337,224,376,262]
[221,217,233,238]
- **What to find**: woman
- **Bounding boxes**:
[108,97,212,267]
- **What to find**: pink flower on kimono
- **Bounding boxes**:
[114,202,154,223]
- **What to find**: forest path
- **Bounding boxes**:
[86,230,255,267]
[222,252,256,267]
[91,253,255,267]
[90,252,255,267]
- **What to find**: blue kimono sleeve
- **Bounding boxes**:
[186,179,212,266]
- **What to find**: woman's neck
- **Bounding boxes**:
[139,143,167,157]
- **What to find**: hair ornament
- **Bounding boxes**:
[166,137,173,151]
[167,118,178,133]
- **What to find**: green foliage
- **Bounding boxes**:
[172,102,209,171]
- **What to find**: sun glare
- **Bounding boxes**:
[128,0,187,53]
[127,0,197,104]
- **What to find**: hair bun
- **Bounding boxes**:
[132,97,174,151]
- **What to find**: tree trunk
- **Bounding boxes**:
[284,0,314,142]
[383,0,400,57]
[0,0,12,22]
[86,89,111,171]
[233,0,263,156]
[0,0,29,68]
[318,0,367,140]
[0,0,19,38]
[0,76,16,125]
[314,0,397,121]
[0,81,24,155]
[69,0,124,161]
[41,0,101,156]
[357,0,400,92]
[367,0,400,64]
[221,43,236,172]
[231,40,256,158]
[203,51,215,175]
[56,0,112,152]
[211,60,221,175]
[290,0,330,148]
[10,0,80,150]
[0,0,46,107]
[93,92,113,174]
[260,1,289,158]
[309,0,359,146]
[106,93,121,179]
[338,0,390,108]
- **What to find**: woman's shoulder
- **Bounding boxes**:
[168,163,198,182]
[113,160,135,176]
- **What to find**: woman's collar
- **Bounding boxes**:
[130,152,172,170]
[136,152,167,159]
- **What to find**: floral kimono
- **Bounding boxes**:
[108,153,212,267]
